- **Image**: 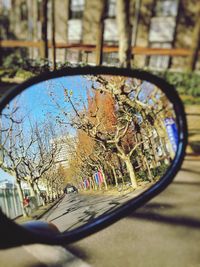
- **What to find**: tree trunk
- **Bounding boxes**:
[109,163,118,187]
[145,0,156,66]
[144,157,153,182]
[132,0,141,46]
[12,187,18,216]
[100,167,108,191]
[124,156,137,188]
[131,0,141,63]
[96,0,106,65]
[117,157,125,176]
[160,137,171,161]
[46,183,51,203]
[51,0,56,69]
[35,182,41,195]
[149,135,159,168]
[92,175,97,191]
[89,177,92,190]
[16,181,28,217]
[188,4,200,71]
[89,177,94,190]
[40,0,48,59]
[168,0,181,68]
[116,0,132,68]
[27,179,39,208]
[35,182,45,206]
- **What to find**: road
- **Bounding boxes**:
[1,157,199,267]
[1,65,200,267]
[41,185,149,232]
[35,156,200,267]
[64,156,200,267]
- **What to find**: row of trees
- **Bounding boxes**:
[0,73,177,215]
[0,104,65,216]
[53,75,176,192]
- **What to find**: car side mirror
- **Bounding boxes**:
[0,66,187,248]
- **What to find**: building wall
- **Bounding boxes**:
[172,0,200,69]
[9,0,29,40]
[1,0,199,70]
[52,135,77,169]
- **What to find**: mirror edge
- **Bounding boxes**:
[0,66,188,247]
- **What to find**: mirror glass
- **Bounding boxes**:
[0,74,178,232]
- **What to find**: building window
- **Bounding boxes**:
[155,0,179,17]
[103,52,119,66]
[105,0,116,18]
[147,0,179,70]
[104,19,118,44]
[68,19,83,43]
[69,0,85,19]
[66,50,82,64]
[20,2,28,21]
[149,42,172,69]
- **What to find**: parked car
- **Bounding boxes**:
[64,185,78,194]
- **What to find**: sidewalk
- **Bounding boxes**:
[15,197,63,224]
[0,244,91,267]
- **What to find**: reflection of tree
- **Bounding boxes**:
[0,105,64,216]
[0,105,31,216]
[20,121,59,204]
[41,165,65,202]
[53,75,176,191]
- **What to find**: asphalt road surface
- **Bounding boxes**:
[1,157,199,267]
[65,156,200,267]
[41,185,149,232]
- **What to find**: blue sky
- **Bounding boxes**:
[1,75,163,142]
[0,75,95,182]
[5,76,158,129]
[18,75,93,124]
[2,75,94,138]
[0,169,14,182]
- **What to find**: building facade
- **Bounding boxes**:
[51,135,77,169]
[1,0,199,70]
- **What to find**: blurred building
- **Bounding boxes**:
[0,180,15,189]
[1,0,199,70]
[51,134,77,169]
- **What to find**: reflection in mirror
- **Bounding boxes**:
[0,74,178,232]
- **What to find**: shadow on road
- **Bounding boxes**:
[45,193,132,232]
[181,168,200,175]
[173,180,200,186]
[62,197,125,232]
[184,157,200,161]
[66,246,89,262]
[128,202,200,229]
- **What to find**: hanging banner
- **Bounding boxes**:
[98,170,104,184]
[164,118,178,152]
[94,173,99,185]
[83,179,90,189]
[86,179,90,188]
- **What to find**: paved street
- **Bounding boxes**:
[64,156,200,267]
[41,185,149,232]
[33,156,200,267]
[1,156,199,267]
